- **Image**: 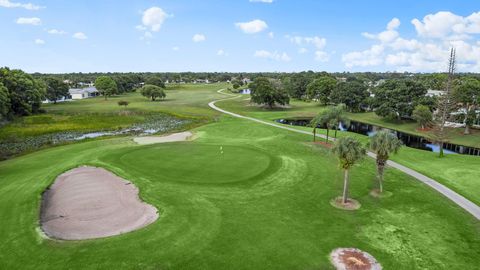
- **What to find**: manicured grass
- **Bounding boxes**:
[106,143,278,184]
[391,149,480,206]
[0,116,479,269]
[218,96,480,206]
[220,97,480,148]
[346,111,480,148]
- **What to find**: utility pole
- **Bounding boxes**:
[437,48,456,157]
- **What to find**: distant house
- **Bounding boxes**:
[69,87,99,100]
[194,79,209,84]
[426,89,445,97]
[42,96,69,104]
[242,78,252,84]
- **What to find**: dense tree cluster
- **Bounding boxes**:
[249,77,289,108]
[140,85,166,101]
[0,67,46,119]
[44,77,69,104]
[372,80,435,119]
[95,76,118,100]
[2,68,478,129]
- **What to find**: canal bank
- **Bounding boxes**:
[276,118,480,156]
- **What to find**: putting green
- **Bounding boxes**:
[101,143,277,184]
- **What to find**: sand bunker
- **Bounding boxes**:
[133,131,193,145]
[330,248,382,270]
[40,166,158,240]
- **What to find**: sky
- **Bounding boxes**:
[1,0,480,73]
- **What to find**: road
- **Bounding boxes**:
[208,90,480,220]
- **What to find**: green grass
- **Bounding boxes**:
[219,97,480,148]
[0,116,478,269]
[391,149,480,206]
[0,85,479,269]
[0,83,228,140]
[218,96,480,205]
[345,111,480,148]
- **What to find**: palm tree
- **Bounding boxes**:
[331,137,366,204]
[310,110,332,142]
[369,130,402,193]
[329,104,350,139]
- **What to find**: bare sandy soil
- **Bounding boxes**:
[40,166,158,240]
[330,248,382,270]
[133,131,193,145]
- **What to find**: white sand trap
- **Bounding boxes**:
[40,166,158,240]
[133,131,193,145]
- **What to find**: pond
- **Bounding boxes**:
[276,118,480,156]
[0,115,191,160]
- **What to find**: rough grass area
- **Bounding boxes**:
[0,116,478,269]
[0,83,227,159]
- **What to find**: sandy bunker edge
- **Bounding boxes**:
[40,166,159,241]
[133,131,194,145]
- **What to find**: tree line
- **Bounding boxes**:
[247,73,480,133]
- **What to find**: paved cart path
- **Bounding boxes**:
[208,90,480,220]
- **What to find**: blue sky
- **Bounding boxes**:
[1,0,479,73]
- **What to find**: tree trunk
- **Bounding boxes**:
[313,128,316,142]
[464,124,471,135]
[334,127,338,138]
[104,95,107,100]
[439,142,444,158]
[376,159,386,193]
[326,128,329,143]
[342,169,349,204]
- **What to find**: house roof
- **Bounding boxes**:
[69,87,98,95]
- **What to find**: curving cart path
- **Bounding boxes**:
[209,89,480,220]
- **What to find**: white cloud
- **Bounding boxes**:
[135,25,147,31]
[34,38,45,45]
[342,44,385,68]
[0,0,42,10]
[249,0,273,3]
[411,11,464,39]
[315,51,329,62]
[298,48,308,54]
[193,34,206,42]
[286,35,327,50]
[387,18,401,30]
[141,7,170,32]
[16,17,41,25]
[143,31,153,39]
[235,19,268,34]
[286,35,329,61]
[47,29,66,35]
[254,50,291,62]
[217,49,228,56]
[172,46,180,51]
[72,32,87,40]
[268,32,274,38]
[361,17,400,43]
[342,13,480,72]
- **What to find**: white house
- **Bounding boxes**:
[426,89,445,97]
[69,87,99,100]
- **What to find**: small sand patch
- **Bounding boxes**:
[134,131,193,145]
[330,248,382,270]
[330,197,361,211]
[40,166,158,240]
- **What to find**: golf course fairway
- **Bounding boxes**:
[0,114,479,269]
